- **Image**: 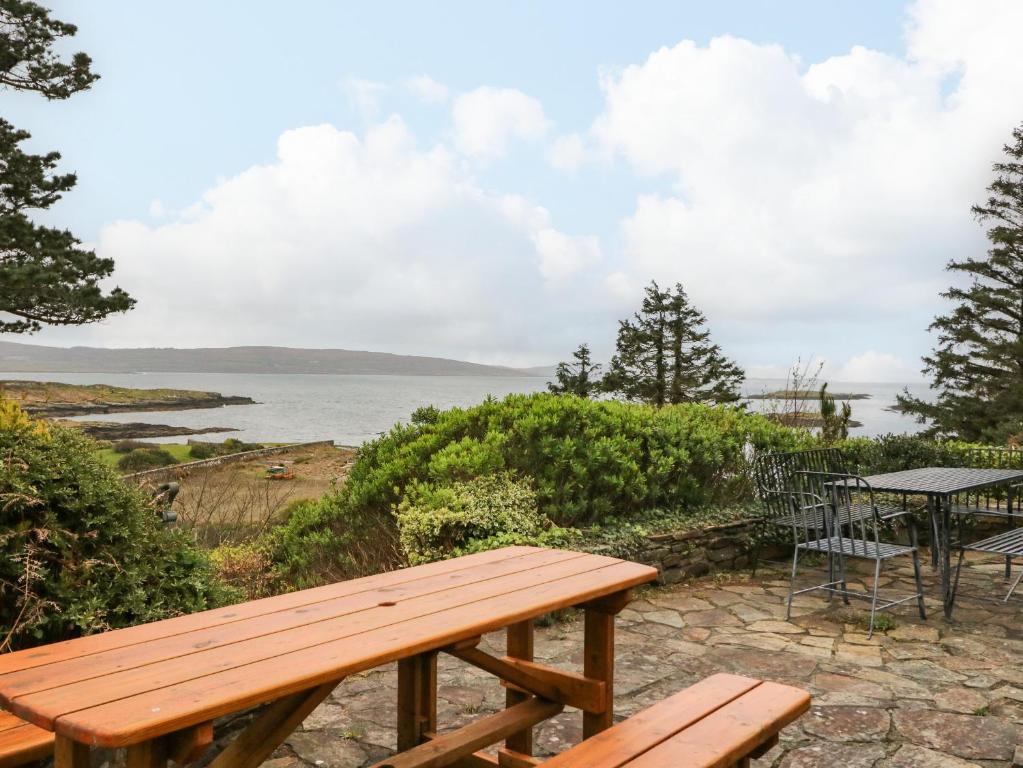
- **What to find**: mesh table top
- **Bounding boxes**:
[858,467,1023,495]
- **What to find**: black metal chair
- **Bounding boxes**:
[951,492,1023,610]
[757,460,926,637]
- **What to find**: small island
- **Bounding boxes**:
[748,389,871,401]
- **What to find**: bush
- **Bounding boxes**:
[188,439,263,460]
[116,447,179,472]
[395,474,556,565]
[209,541,281,601]
[269,393,805,584]
[0,408,224,650]
[112,439,151,454]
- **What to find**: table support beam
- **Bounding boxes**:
[207,681,340,768]
[54,736,90,768]
[448,646,604,713]
[582,590,630,738]
[371,697,562,768]
[126,738,167,768]
[504,621,533,756]
[398,652,438,751]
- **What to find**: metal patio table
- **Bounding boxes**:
[857,467,1023,618]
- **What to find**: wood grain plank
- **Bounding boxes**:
[0,713,27,734]
[541,674,761,768]
[14,554,615,727]
[53,735,88,768]
[0,549,581,700]
[0,547,542,678]
[0,723,54,768]
[621,682,810,768]
[51,560,655,747]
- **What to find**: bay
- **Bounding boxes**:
[0,371,931,445]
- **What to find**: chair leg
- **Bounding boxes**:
[1006,555,1012,582]
[1005,563,1023,602]
[867,557,883,640]
[930,506,940,568]
[835,543,850,606]
[750,521,764,576]
[786,547,801,621]
[950,549,966,617]
[909,524,926,621]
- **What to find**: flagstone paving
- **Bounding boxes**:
[254,554,1023,767]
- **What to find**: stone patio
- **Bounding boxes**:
[261,552,1023,768]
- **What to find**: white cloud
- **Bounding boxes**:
[74,118,610,362]
[342,77,387,120]
[831,351,924,383]
[533,229,601,282]
[406,75,449,104]
[590,2,1023,328]
[451,87,548,160]
[547,133,587,172]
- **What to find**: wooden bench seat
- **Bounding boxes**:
[541,673,809,768]
[0,711,54,768]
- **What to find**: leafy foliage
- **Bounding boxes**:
[819,383,853,443]
[269,393,804,583]
[0,1,134,333]
[897,123,1023,442]
[116,446,180,472]
[548,343,602,398]
[0,413,222,650]
[395,474,555,564]
[603,281,744,405]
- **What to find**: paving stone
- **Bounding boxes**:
[644,609,684,628]
[881,744,982,767]
[802,705,891,742]
[748,620,806,634]
[933,688,989,714]
[893,709,1019,760]
[285,731,368,768]
[780,742,887,767]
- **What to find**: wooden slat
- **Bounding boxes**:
[125,738,167,768]
[167,722,213,765]
[0,723,54,768]
[504,621,533,756]
[48,560,655,747]
[621,682,810,768]
[1,549,581,701]
[369,697,563,768]
[0,547,542,678]
[497,749,542,767]
[14,553,611,726]
[541,674,761,768]
[581,607,614,738]
[0,713,26,735]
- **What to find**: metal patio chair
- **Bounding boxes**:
[752,448,891,572]
[778,470,927,638]
[951,493,1023,611]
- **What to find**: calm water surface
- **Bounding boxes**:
[0,371,931,444]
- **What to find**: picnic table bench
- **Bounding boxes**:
[0,546,809,768]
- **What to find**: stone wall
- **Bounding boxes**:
[625,519,783,585]
[121,440,338,484]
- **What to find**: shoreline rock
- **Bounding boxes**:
[56,421,238,440]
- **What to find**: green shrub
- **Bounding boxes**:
[188,439,264,461]
[0,419,224,650]
[112,439,150,454]
[116,447,179,472]
[395,475,556,564]
[269,393,805,584]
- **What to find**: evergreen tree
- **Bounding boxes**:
[0,1,134,333]
[603,281,744,406]
[897,123,1023,442]
[548,343,602,397]
[819,383,852,443]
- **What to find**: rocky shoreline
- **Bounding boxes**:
[25,394,254,418]
[56,420,238,440]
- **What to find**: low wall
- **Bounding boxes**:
[122,440,338,484]
[625,520,776,585]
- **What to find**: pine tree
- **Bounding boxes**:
[548,343,602,397]
[819,383,852,442]
[603,281,744,406]
[0,1,134,333]
[897,123,1023,442]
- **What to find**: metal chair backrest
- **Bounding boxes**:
[753,448,848,521]
[795,470,882,551]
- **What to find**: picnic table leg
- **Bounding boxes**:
[583,589,631,739]
[126,738,167,768]
[504,619,534,756]
[397,652,437,751]
[54,736,89,768]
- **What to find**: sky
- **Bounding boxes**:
[6,0,1023,381]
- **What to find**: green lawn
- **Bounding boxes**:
[95,443,195,468]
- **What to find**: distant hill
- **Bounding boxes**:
[0,340,549,377]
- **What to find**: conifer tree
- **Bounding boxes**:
[548,343,602,397]
[897,123,1023,442]
[0,1,134,333]
[603,281,744,406]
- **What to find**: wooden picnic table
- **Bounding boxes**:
[0,546,657,768]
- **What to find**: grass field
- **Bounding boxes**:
[95,443,196,467]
